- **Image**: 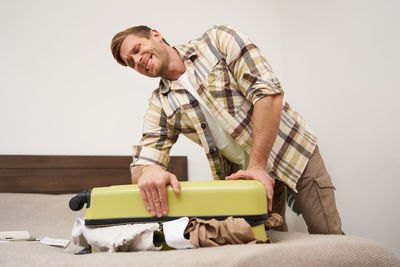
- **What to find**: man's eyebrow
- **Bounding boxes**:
[131,44,140,53]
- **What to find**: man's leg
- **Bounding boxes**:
[289,146,343,234]
[270,179,288,231]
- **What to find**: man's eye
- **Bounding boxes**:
[133,45,140,54]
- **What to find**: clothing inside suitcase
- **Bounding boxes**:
[70,180,269,250]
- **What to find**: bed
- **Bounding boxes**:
[1,155,399,266]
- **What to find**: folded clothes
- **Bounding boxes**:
[71,213,283,252]
[72,218,161,252]
[184,213,283,247]
[163,217,196,249]
[184,216,264,247]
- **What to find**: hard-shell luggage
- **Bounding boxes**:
[69,180,269,249]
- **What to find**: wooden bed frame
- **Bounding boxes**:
[0,155,187,194]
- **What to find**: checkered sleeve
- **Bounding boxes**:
[132,91,179,169]
[213,24,284,104]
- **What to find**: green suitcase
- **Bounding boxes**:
[69,180,268,249]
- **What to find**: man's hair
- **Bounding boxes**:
[111,25,169,66]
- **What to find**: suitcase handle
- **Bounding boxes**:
[69,190,92,211]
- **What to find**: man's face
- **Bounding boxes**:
[119,30,169,78]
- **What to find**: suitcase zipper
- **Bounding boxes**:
[84,213,268,227]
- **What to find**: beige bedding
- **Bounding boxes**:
[0,193,399,267]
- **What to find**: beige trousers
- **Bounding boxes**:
[271,146,343,234]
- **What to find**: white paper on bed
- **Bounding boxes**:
[40,237,70,248]
[0,231,32,240]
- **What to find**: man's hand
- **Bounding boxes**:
[137,165,180,217]
[225,168,274,212]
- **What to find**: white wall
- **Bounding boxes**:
[0,0,283,180]
[278,0,400,256]
[0,0,399,257]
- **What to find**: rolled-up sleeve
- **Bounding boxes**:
[214,24,284,104]
[132,91,179,169]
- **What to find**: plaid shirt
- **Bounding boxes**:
[132,25,318,190]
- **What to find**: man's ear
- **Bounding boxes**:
[150,29,163,43]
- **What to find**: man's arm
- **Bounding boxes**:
[131,91,181,217]
[213,25,284,211]
[226,94,282,211]
[248,94,282,170]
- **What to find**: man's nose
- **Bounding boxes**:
[133,55,143,68]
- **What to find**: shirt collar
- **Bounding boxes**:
[159,44,198,94]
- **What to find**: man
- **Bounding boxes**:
[111,25,343,234]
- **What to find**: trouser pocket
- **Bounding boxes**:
[298,173,342,234]
[314,175,336,190]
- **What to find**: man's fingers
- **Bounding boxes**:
[169,174,180,194]
[149,185,163,217]
[264,183,274,212]
[136,167,179,218]
[225,171,243,180]
[144,187,157,216]
[157,183,168,216]
[266,177,274,212]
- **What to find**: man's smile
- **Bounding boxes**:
[145,55,153,71]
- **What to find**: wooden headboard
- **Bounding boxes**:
[0,155,187,194]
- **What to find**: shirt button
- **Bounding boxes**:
[201,123,206,129]
[209,148,215,154]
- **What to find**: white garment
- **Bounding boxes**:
[177,72,249,168]
[72,218,161,252]
[163,217,195,249]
